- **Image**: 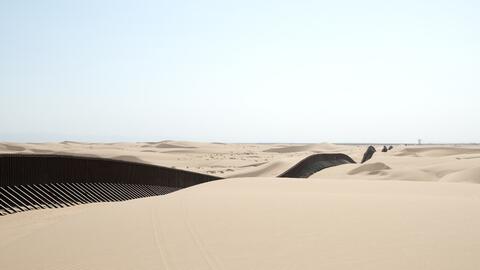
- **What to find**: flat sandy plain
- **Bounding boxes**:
[1,141,480,269]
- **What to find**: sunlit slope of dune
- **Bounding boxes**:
[313,147,480,183]
[1,178,480,270]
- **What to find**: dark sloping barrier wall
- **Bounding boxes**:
[278,153,356,178]
[0,154,221,188]
[0,154,222,216]
[0,153,355,215]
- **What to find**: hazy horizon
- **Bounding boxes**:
[1,1,479,143]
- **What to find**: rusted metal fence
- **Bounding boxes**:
[0,154,222,215]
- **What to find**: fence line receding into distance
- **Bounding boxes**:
[0,152,356,216]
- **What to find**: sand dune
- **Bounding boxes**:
[0,152,357,216]
[396,147,480,157]
[263,143,338,153]
[162,149,200,154]
[348,162,391,175]
[2,142,480,268]
[441,167,480,183]
[1,178,480,270]
[228,160,293,177]
[60,141,87,145]
[456,155,480,160]
[228,153,352,178]
[0,143,26,152]
[1,142,479,182]
[28,148,55,154]
[264,144,320,153]
[313,145,480,183]
[153,143,197,149]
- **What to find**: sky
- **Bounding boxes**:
[1,0,479,143]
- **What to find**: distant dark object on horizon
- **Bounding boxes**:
[361,146,376,163]
[388,145,393,150]
[382,146,388,152]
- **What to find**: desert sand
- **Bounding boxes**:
[1,141,480,269]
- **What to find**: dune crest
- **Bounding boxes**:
[440,167,480,183]
[154,143,196,149]
[2,178,480,270]
[0,143,26,152]
[263,143,337,153]
[348,162,391,175]
[228,160,296,177]
[396,147,480,157]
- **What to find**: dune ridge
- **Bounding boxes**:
[2,178,480,270]
[263,143,337,153]
[348,162,391,175]
[396,147,480,157]
[440,167,480,183]
[1,142,480,268]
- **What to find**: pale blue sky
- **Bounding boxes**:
[1,0,479,143]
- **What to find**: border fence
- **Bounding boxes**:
[0,154,221,215]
